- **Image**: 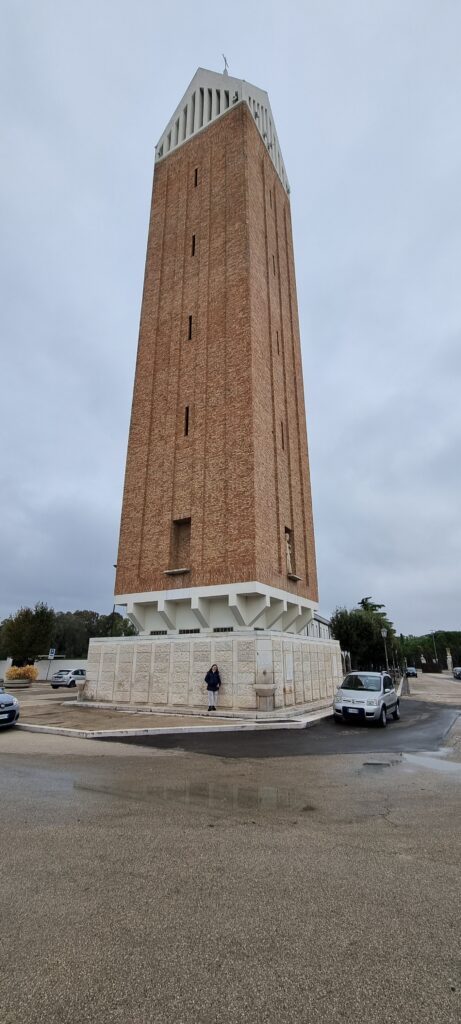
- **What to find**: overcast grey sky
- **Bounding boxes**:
[1,0,460,634]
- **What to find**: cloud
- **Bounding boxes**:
[1,1,460,633]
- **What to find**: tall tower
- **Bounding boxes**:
[115,67,319,637]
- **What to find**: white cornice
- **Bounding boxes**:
[155,67,290,193]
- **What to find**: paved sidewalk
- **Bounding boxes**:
[406,670,461,705]
[16,697,329,738]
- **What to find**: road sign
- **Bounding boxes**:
[48,648,56,660]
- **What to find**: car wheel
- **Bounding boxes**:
[378,705,387,727]
[392,702,400,721]
[51,685,58,689]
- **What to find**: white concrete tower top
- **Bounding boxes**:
[155,67,290,193]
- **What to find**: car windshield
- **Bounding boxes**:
[341,674,381,692]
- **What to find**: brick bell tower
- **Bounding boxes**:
[115,67,319,636]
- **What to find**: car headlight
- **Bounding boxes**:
[366,698,379,706]
[12,697,19,707]
[334,692,343,704]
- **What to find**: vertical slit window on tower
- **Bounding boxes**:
[191,234,196,256]
[281,420,285,449]
[207,88,212,121]
[191,91,196,129]
[171,517,191,569]
[184,406,190,436]
[199,88,204,127]
[224,90,229,109]
[285,527,295,575]
[216,89,221,114]
[188,315,193,339]
[276,330,280,354]
[194,167,198,187]
[272,254,276,275]
[269,189,272,208]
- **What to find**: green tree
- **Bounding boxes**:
[51,609,137,658]
[330,598,396,670]
[1,603,55,665]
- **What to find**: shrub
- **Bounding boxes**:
[5,665,39,681]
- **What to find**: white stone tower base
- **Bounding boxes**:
[82,632,342,717]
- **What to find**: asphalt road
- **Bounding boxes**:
[1,700,460,1024]
[99,697,459,757]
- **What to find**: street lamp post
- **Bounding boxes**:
[431,630,438,663]
[381,628,389,672]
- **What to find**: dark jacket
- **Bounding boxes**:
[205,669,221,692]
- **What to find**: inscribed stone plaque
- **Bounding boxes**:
[237,641,255,662]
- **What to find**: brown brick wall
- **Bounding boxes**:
[115,102,318,603]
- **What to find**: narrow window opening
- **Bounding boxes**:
[150,630,167,636]
[184,406,190,435]
[281,420,284,449]
[199,88,204,127]
[174,118,179,146]
[285,527,295,576]
[171,517,191,569]
[269,189,272,208]
[272,254,276,275]
[179,628,201,634]
[216,89,221,114]
[188,314,192,339]
[276,330,280,354]
[194,167,198,187]
[207,88,212,121]
[224,90,229,109]
[191,92,196,129]
[167,131,171,152]
[182,106,187,141]
[191,234,196,256]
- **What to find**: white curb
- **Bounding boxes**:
[17,708,333,740]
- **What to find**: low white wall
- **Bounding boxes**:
[0,659,12,682]
[34,658,88,680]
[0,657,88,682]
[83,632,342,714]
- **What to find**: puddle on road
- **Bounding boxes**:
[402,751,461,774]
[74,779,312,812]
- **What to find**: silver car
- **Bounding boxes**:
[51,668,86,689]
[0,686,20,727]
[333,671,400,727]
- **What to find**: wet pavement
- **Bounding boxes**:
[1,701,460,1024]
[97,698,459,757]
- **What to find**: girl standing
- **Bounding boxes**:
[205,664,221,712]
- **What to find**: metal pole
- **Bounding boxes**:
[384,637,389,672]
[431,631,438,662]
[381,628,389,672]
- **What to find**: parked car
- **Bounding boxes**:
[453,667,461,680]
[51,669,86,689]
[333,671,400,727]
[406,666,418,678]
[0,685,20,727]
